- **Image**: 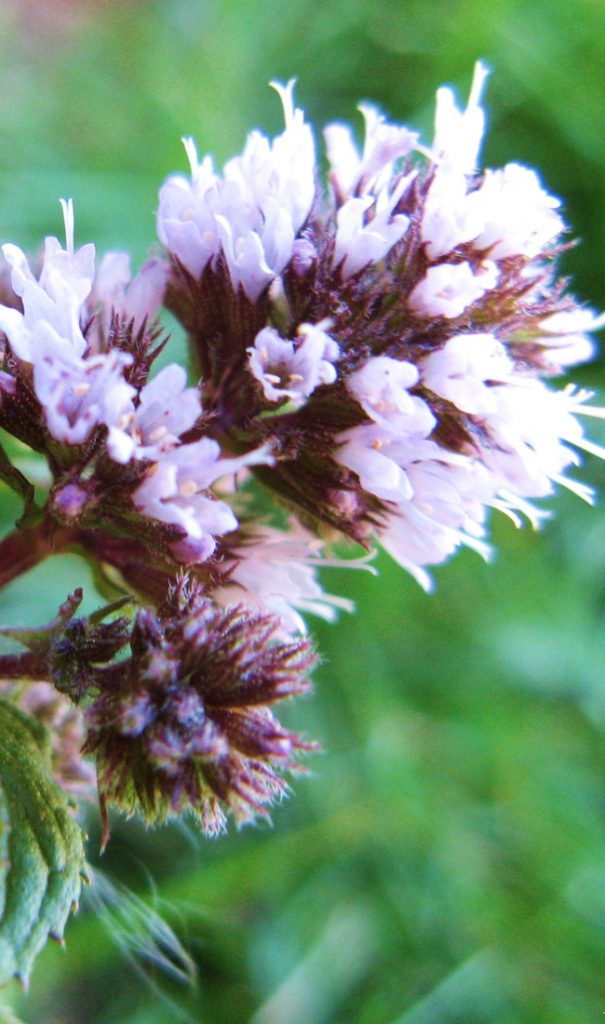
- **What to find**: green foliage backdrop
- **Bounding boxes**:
[1,1,605,1020]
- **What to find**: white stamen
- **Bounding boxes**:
[468,61,490,111]
[60,198,75,255]
[553,474,595,504]
[182,137,200,181]
[269,78,297,129]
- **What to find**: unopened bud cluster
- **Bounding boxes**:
[0,64,603,835]
[84,579,316,838]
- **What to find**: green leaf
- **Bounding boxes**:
[0,445,38,529]
[0,699,86,988]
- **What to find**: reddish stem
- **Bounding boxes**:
[0,652,41,679]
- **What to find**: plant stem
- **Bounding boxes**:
[0,652,40,678]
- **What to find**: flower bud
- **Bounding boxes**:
[84,580,317,835]
[0,590,131,701]
[290,237,318,278]
[50,481,97,524]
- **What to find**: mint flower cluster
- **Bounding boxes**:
[0,64,603,837]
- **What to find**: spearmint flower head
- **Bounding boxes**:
[0,201,170,457]
[0,63,604,863]
[156,63,605,590]
[0,200,269,570]
[83,579,317,835]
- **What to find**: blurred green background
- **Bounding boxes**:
[2,0,605,1021]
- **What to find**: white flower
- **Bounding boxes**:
[0,201,149,448]
[380,456,491,591]
[421,164,486,260]
[132,440,273,563]
[248,323,339,403]
[325,101,417,278]
[346,355,436,433]
[90,252,168,342]
[540,308,604,335]
[337,423,417,504]
[340,361,605,587]
[337,413,446,505]
[216,522,361,635]
[156,151,221,279]
[106,363,202,463]
[336,414,491,589]
[290,237,318,278]
[214,210,280,300]
[422,161,563,265]
[421,333,513,415]
[0,199,93,361]
[338,358,437,504]
[333,173,413,278]
[408,260,498,319]
[479,381,604,501]
[325,103,417,197]
[32,322,135,446]
[432,61,489,176]
[226,80,315,239]
[538,307,605,368]
[133,440,238,562]
[471,163,564,259]
[157,81,316,300]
